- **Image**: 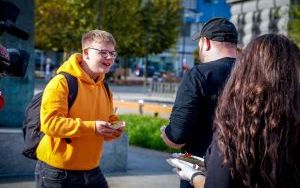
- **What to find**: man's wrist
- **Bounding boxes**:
[190,171,204,186]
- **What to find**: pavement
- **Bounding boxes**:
[0,146,180,188]
[0,79,180,188]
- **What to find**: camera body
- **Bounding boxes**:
[0,0,30,77]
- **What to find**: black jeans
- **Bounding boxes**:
[35,160,109,188]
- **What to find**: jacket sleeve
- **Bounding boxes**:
[40,75,95,138]
[165,68,206,144]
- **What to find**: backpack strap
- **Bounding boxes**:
[103,82,111,100]
[60,72,78,109]
[59,72,78,144]
[59,72,110,106]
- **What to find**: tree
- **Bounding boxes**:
[138,0,181,78]
[101,0,182,79]
[35,0,182,71]
[138,0,181,56]
[289,4,300,46]
[35,0,98,53]
[100,0,181,57]
[100,0,142,56]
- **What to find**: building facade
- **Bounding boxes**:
[227,0,290,46]
[156,0,232,76]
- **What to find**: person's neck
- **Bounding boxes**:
[204,49,236,63]
[81,61,99,81]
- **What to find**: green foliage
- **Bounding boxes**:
[137,0,182,56]
[35,0,182,57]
[289,4,300,46]
[35,0,98,52]
[101,0,142,56]
[120,114,179,153]
[101,0,182,57]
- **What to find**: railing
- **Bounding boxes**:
[147,81,179,100]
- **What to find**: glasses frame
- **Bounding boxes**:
[86,47,118,59]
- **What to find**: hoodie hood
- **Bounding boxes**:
[56,53,105,85]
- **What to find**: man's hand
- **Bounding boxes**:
[95,121,124,139]
[160,125,185,149]
[167,158,199,180]
[167,158,205,187]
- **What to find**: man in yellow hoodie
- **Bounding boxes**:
[35,30,124,188]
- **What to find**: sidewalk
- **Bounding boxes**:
[0,146,179,188]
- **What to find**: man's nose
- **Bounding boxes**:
[105,55,114,60]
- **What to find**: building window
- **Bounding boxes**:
[182,23,191,37]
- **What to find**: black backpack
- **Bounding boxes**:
[22,72,110,160]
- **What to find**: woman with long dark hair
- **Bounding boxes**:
[170,34,300,188]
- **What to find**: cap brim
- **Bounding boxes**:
[191,32,201,41]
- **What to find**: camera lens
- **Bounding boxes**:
[6,49,29,77]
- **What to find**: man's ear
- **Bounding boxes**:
[204,38,211,51]
[83,49,89,59]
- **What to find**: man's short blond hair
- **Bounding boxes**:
[82,30,116,50]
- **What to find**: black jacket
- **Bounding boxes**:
[165,57,235,157]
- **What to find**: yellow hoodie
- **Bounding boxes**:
[36,53,119,170]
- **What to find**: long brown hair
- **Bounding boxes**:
[214,34,300,187]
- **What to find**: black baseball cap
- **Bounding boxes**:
[192,17,238,44]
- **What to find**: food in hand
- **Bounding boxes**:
[110,121,125,129]
[173,152,205,168]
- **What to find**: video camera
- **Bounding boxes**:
[0,0,29,77]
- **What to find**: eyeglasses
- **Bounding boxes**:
[86,47,117,59]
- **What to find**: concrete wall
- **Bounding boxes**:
[0,0,35,127]
[0,129,128,179]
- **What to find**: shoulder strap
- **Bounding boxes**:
[103,82,111,100]
[58,72,109,106]
[60,72,78,109]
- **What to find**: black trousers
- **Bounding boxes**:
[35,160,109,188]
